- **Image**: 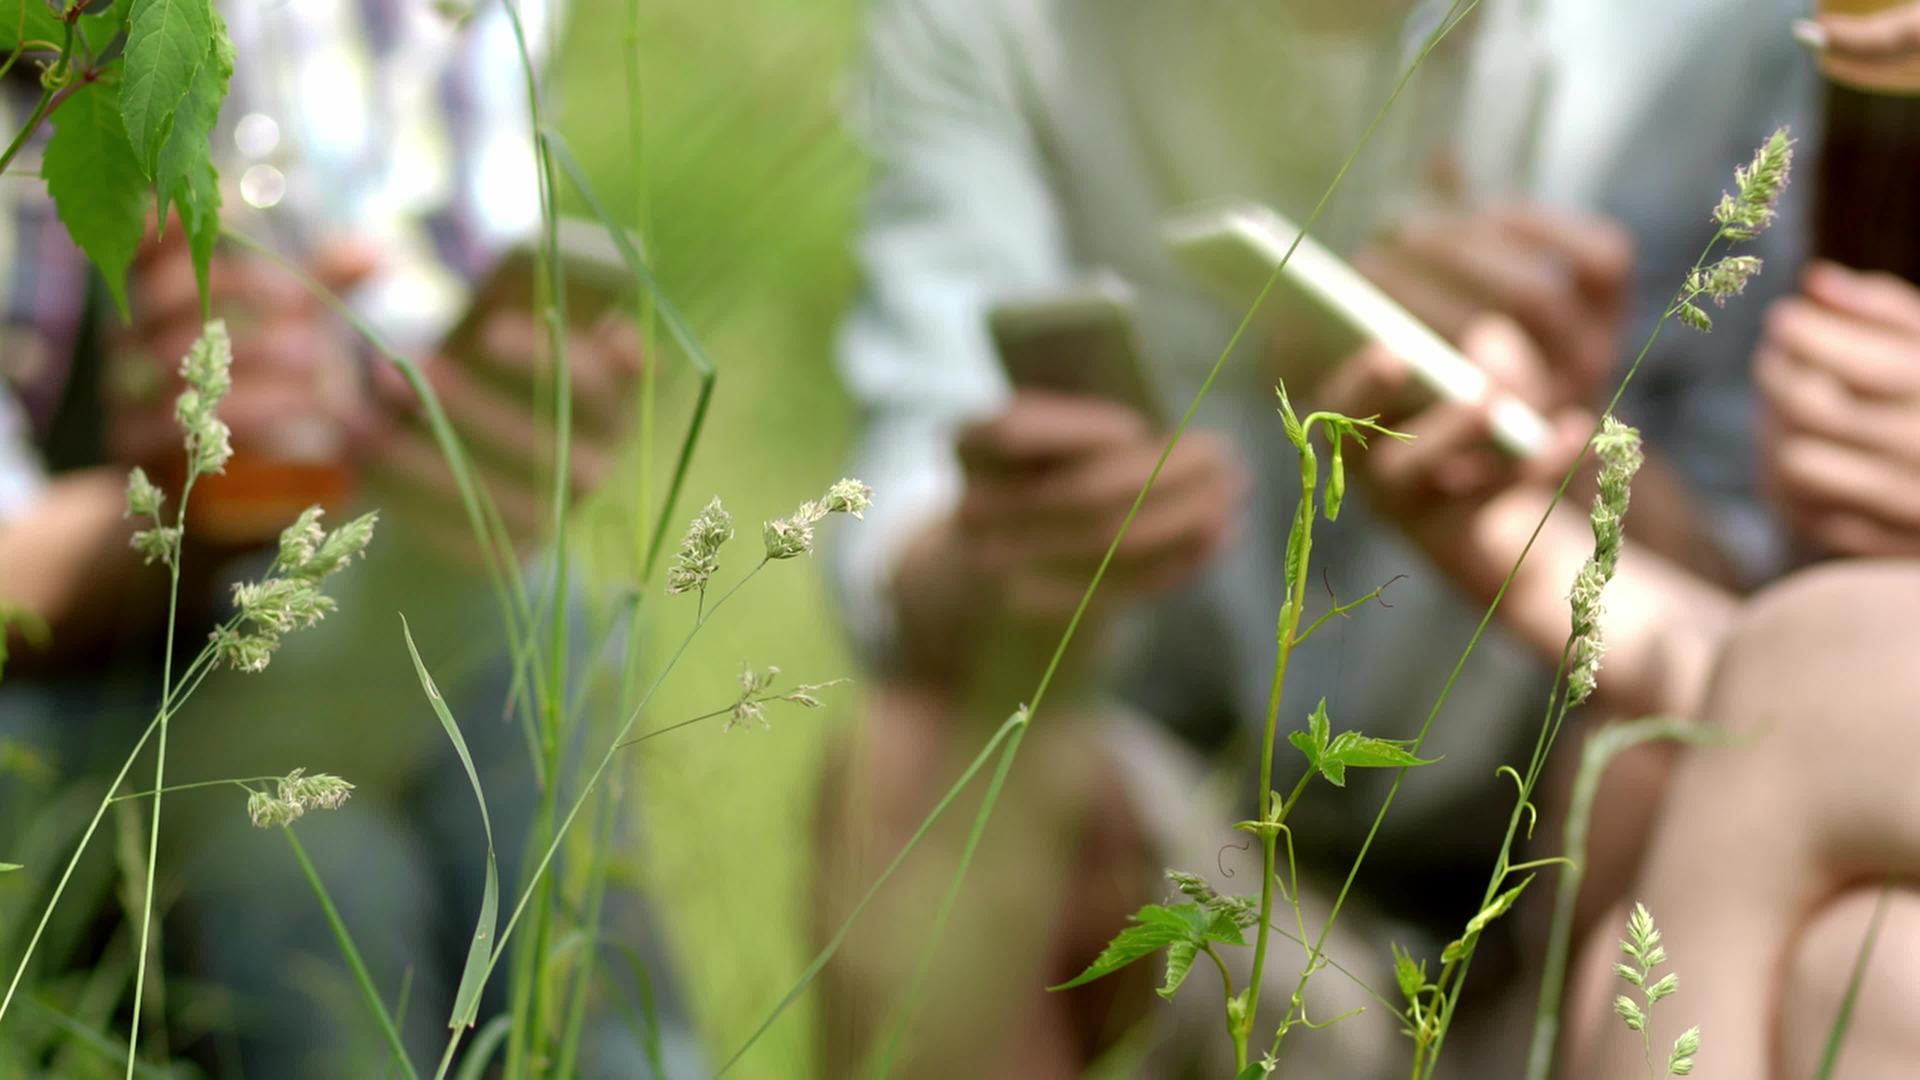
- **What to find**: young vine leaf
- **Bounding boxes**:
[43,77,150,314]
[1441,873,1536,964]
[152,8,231,285]
[1287,698,1439,787]
[1049,902,1245,1001]
[121,0,218,170]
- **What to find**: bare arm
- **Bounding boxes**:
[0,468,159,664]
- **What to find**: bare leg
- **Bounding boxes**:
[1569,562,1920,1079]
[814,682,1151,1079]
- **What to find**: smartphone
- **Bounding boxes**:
[1163,200,1551,458]
[988,273,1165,426]
[439,216,639,370]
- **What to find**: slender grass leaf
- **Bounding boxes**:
[120,0,214,170]
[1815,876,1894,1080]
[284,828,419,1079]
[452,1014,513,1080]
[545,131,717,578]
[44,77,148,314]
[18,997,183,1079]
[400,615,497,1030]
[0,863,20,872]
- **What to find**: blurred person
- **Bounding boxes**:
[816,0,1809,1076]
[1354,14,1920,1073]
[0,1,698,1075]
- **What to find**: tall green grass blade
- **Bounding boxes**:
[1814,874,1895,1080]
[546,131,717,579]
[1524,718,1729,1080]
[400,616,498,1032]
[871,724,1026,1078]
[716,709,1029,1077]
[19,997,186,1080]
[452,1014,514,1080]
[283,828,418,1080]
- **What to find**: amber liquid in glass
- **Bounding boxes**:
[1812,0,1920,282]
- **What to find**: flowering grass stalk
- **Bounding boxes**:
[432,480,868,1078]
[1282,128,1795,1079]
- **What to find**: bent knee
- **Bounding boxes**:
[1705,561,1920,732]
[1726,561,1920,667]
[1777,885,1920,1079]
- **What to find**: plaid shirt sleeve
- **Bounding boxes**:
[0,0,561,461]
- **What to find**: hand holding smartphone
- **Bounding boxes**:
[1163,200,1552,458]
[986,272,1166,427]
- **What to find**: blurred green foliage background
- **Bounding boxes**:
[553,1,866,1074]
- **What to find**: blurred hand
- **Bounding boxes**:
[360,311,643,557]
[1353,204,1633,410]
[1315,316,1592,551]
[1757,261,1920,557]
[107,225,375,492]
[948,391,1249,619]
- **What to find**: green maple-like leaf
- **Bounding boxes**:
[45,77,149,315]
[120,0,215,171]
[1391,942,1427,1006]
[152,8,230,244]
[1289,699,1438,786]
[1050,902,1238,996]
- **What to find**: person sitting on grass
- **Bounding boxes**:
[817,0,1808,1076]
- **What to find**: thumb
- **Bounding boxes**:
[1461,313,1552,409]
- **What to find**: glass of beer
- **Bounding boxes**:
[1813,0,1920,281]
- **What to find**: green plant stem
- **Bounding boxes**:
[499,2,571,1066]
[0,642,222,1028]
[1275,227,1723,1059]
[549,779,615,1079]
[1814,872,1896,1080]
[106,777,282,804]
[1239,521,1314,1069]
[625,0,655,567]
[871,723,1027,1079]
[715,708,1030,1077]
[1522,717,1721,1080]
[543,132,716,580]
[0,19,72,178]
[1407,230,1731,1075]
[284,827,420,1080]
[127,471,200,1078]
[435,562,767,1079]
